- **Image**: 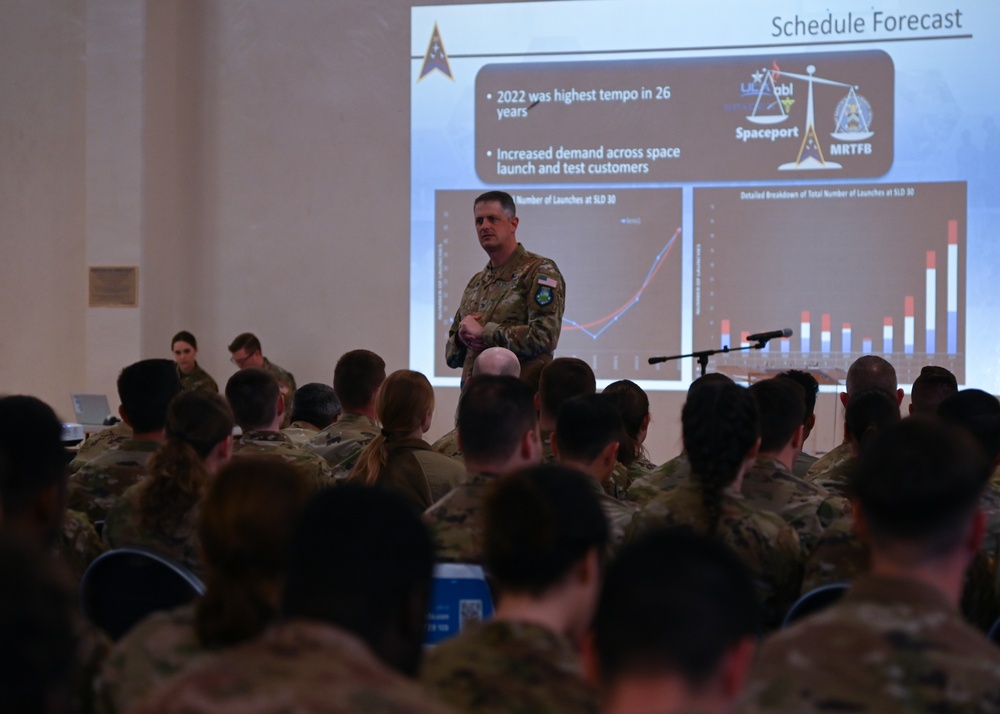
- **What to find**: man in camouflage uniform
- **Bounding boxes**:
[226,369,335,490]
[805,355,903,484]
[776,369,821,478]
[432,346,521,461]
[551,394,637,555]
[228,332,296,423]
[745,378,848,551]
[282,383,341,445]
[307,350,385,479]
[421,465,604,714]
[424,376,541,564]
[69,420,132,473]
[136,487,452,714]
[69,359,181,523]
[447,191,565,387]
[740,418,1000,712]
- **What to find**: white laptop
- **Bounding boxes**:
[70,393,113,429]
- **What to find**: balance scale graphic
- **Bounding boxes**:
[747,64,874,171]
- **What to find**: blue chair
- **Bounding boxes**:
[79,546,205,641]
[425,563,494,646]
[783,582,849,628]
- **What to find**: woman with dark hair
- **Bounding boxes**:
[171,330,218,393]
[348,369,465,510]
[95,458,312,714]
[103,391,233,571]
[602,379,657,480]
[626,380,803,629]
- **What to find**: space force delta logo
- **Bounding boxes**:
[418,23,453,81]
[731,61,875,171]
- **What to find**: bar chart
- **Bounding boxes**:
[694,182,966,384]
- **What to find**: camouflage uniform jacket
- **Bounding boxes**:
[628,454,658,485]
[306,413,381,479]
[792,449,818,479]
[103,481,203,576]
[348,437,466,512]
[586,474,636,557]
[742,456,848,552]
[234,430,336,490]
[69,421,133,473]
[623,453,691,506]
[808,455,856,499]
[739,575,1000,713]
[69,438,161,523]
[261,357,297,417]
[135,620,456,714]
[424,472,495,564]
[94,603,213,714]
[420,620,597,714]
[282,420,320,445]
[177,362,218,393]
[446,243,565,384]
[431,428,463,461]
[626,482,803,629]
[56,508,106,583]
[804,441,852,483]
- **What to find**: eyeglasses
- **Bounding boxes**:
[230,349,259,367]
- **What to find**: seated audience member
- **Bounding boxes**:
[806,355,903,483]
[552,394,637,552]
[0,538,79,714]
[909,365,958,415]
[626,373,735,506]
[282,383,341,445]
[227,332,296,421]
[69,421,132,474]
[95,459,312,714]
[348,370,465,510]
[226,368,335,489]
[626,381,802,629]
[307,349,385,478]
[602,379,657,481]
[136,486,452,714]
[592,528,759,714]
[421,464,606,714]
[425,375,541,563]
[775,369,821,477]
[744,378,847,551]
[70,359,181,522]
[171,331,218,393]
[103,391,234,573]
[432,346,520,460]
[740,418,1000,712]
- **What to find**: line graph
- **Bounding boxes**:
[564,227,681,338]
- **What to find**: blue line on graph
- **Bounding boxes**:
[562,230,679,340]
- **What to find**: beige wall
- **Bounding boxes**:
[0,0,849,462]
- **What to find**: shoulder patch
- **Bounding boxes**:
[535,285,553,306]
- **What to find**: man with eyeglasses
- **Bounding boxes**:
[228,332,296,425]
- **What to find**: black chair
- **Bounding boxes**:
[79,546,205,641]
[783,582,849,628]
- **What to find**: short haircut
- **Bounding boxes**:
[777,369,819,418]
[0,396,69,517]
[910,366,958,415]
[471,346,521,378]
[844,388,901,450]
[116,359,182,433]
[171,330,198,349]
[851,417,990,557]
[593,527,758,685]
[538,358,596,416]
[282,485,434,675]
[846,355,898,395]
[227,332,261,355]
[289,383,341,429]
[333,350,386,412]
[0,539,77,713]
[474,190,516,218]
[483,464,608,595]
[749,378,806,453]
[555,394,624,463]
[225,368,280,430]
[687,372,735,396]
[938,389,1000,462]
[458,376,536,463]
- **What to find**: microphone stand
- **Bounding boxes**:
[649,341,770,378]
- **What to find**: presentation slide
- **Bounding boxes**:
[410,1,1000,391]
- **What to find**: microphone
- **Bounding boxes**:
[747,328,793,343]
